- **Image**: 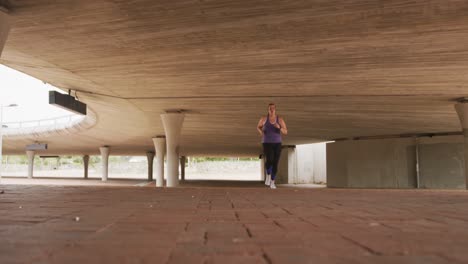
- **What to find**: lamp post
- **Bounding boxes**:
[0,104,18,182]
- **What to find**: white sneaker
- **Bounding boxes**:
[270,181,276,189]
[265,176,271,186]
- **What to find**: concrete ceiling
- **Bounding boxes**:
[1,0,468,156]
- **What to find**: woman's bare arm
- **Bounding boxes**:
[257,117,266,136]
[278,117,288,135]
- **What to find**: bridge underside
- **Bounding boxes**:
[1,0,468,156]
[1,2,468,261]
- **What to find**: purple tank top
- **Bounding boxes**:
[262,115,282,143]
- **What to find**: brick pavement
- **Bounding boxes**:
[0,184,467,263]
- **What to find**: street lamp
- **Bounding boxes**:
[0,104,18,182]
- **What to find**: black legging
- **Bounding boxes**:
[263,143,282,180]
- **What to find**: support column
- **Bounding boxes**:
[0,9,11,57]
[161,113,185,187]
[99,146,110,182]
[260,154,266,181]
[26,150,35,179]
[180,156,186,181]
[152,136,166,187]
[276,145,296,184]
[147,151,155,181]
[83,155,90,179]
[455,101,468,189]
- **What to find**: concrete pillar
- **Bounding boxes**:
[161,113,185,187]
[455,102,468,189]
[276,146,296,184]
[147,151,155,181]
[180,156,186,181]
[99,146,110,182]
[152,136,166,187]
[288,146,298,184]
[83,155,90,179]
[26,150,35,179]
[0,10,11,57]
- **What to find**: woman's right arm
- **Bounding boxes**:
[257,117,265,136]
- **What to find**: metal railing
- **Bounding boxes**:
[3,114,85,135]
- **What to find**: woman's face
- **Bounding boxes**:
[268,104,276,115]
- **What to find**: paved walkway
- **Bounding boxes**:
[0,177,149,186]
[0,184,467,263]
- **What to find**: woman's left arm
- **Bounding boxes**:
[279,117,288,135]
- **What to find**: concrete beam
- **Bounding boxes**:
[0,10,10,57]
[455,102,468,189]
[152,136,166,187]
[161,113,184,187]
[99,146,110,181]
[146,151,155,181]
[26,150,34,179]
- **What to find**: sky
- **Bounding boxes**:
[0,65,76,123]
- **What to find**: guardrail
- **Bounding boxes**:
[2,114,89,137]
[3,114,84,129]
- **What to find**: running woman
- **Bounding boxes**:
[257,103,288,189]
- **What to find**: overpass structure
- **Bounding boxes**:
[0,1,468,188]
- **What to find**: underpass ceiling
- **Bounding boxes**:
[1,0,468,155]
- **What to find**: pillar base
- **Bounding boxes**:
[161,113,185,187]
[26,150,35,179]
[83,155,90,179]
[147,151,155,181]
[153,137,166,187]
[180,156,186,181]
[99,146,110,182]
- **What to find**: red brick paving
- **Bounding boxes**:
[0,184,467,263]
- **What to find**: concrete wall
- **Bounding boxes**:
[274,143,327,185]
[293,143,327,184]
[418,136,465,189]
[327,138,416,188]
[276,146,294,184]
[327,136,466,189]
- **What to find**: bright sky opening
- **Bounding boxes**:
[0,64,76,123]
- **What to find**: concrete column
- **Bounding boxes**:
[152,136,166,187]
[0,10,11,57]
[99,146,110,182]
[161,113,185,187]
[26,150,35,179]
[147,151,155,181]
[455,102,468,189]
[288,146,298,184]
[83,155,90,179]
[180,156,186,181]
[276,146,296,184]
[260,155,266,181]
